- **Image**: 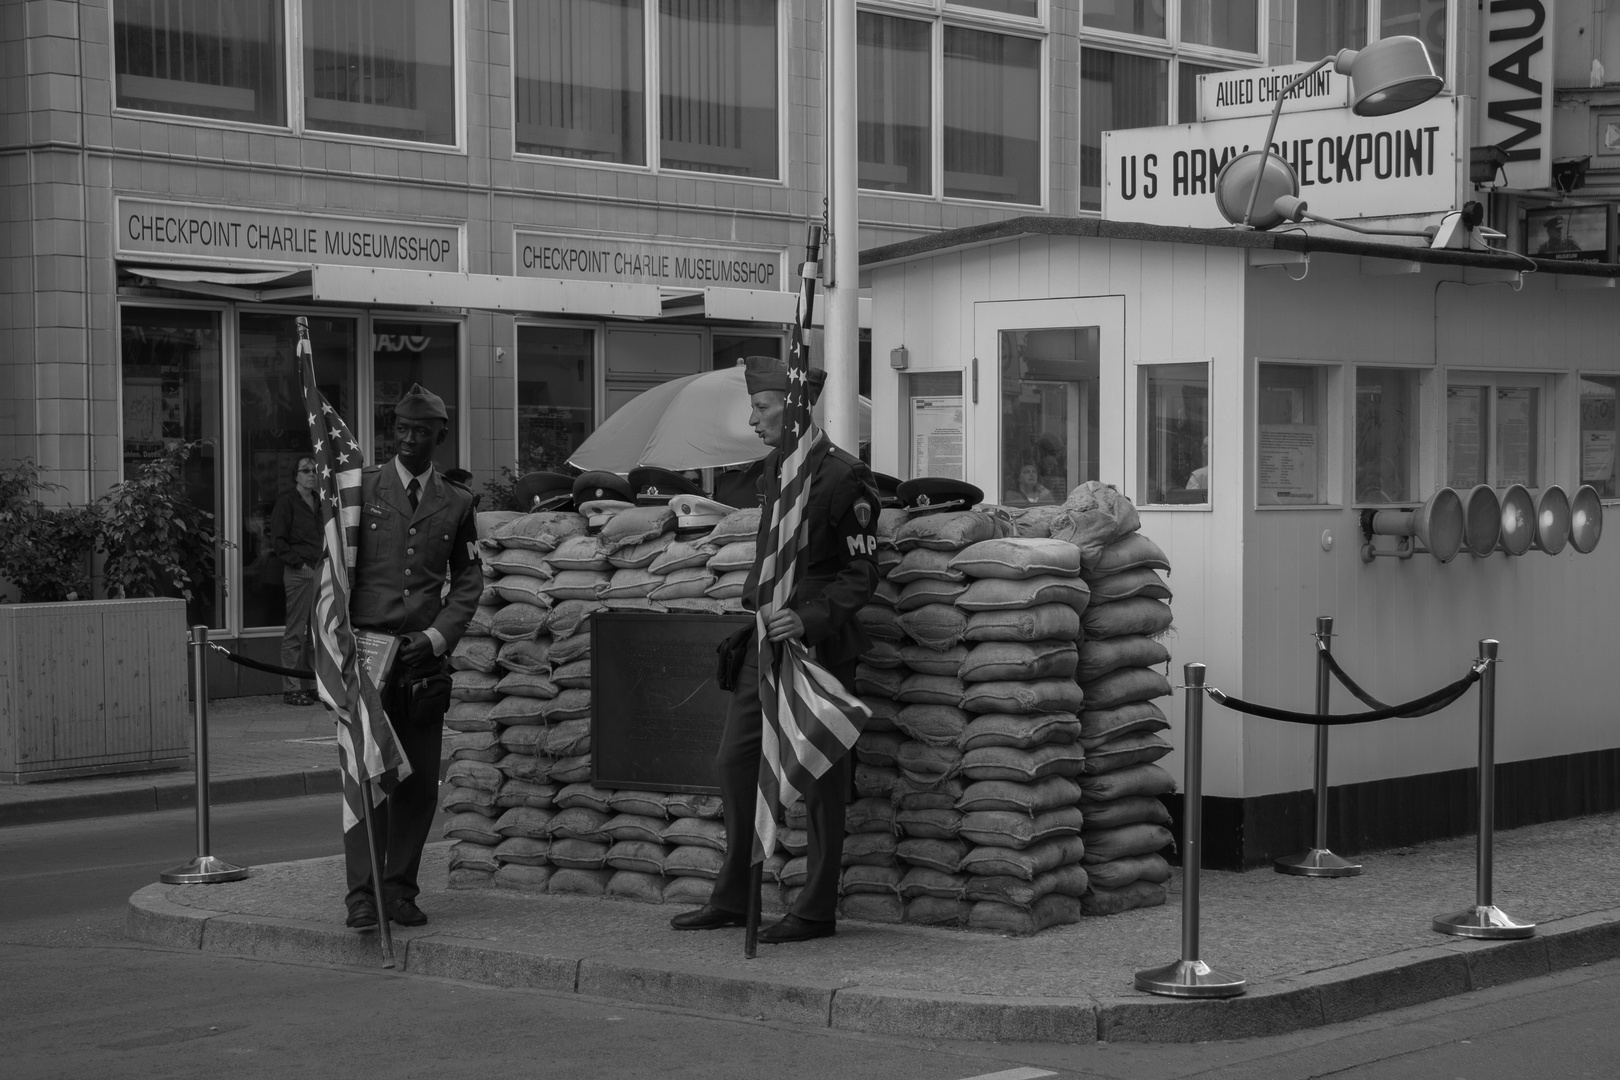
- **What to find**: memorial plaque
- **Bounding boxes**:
[591,612,751,793]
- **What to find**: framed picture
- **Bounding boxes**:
[1523,204,1611,262]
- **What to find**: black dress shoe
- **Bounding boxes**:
[388,899,428,926]
[757,914,835,944]
[669,905,747,931]
[345,900,378,930]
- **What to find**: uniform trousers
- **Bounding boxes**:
[343,668,450,909]
[709,640,854,924]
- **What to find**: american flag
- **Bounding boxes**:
[750,227,871,864]
[297,320,411,833]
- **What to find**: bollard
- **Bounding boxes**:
[1433,639,1534,938]
[160,626,250,885]
[1275,616,1362,877]
[1134,663,1246,998]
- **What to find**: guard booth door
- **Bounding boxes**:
[972,297,1125,506]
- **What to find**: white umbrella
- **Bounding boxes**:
[567,366,766,473]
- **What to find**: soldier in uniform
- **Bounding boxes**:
[671,356,880,944]
[345,384,482,930]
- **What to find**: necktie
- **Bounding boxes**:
[407,477,420,512]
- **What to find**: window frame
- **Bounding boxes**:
[1294,0,1457,92]
[1577,371,1620,503]
[1252,357,1342,510]
[1443,368,1557,493]
[1351,362,1428,509]
[1135,358,1213,510]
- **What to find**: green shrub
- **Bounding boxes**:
[0,461,101,603]
[98,441,220,603]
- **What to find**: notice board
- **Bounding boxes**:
[590,612,752,793]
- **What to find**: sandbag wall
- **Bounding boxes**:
[438,504,757,901]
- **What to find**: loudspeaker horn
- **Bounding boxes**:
[1496,484,1536,556]
[1461,484,1501,557]
[1570,484,1604,554]
[1367,487,1464,562]
[1532,485,1570,554]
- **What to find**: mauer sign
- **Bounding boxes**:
[1197,62,1350,122]
[1103,96,1461,228]
[1480,0,1553,190]
[515,230,783,291]
[117,197,462,270]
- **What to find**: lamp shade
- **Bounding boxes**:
[1338,36,1444,116]
[1213,151,1299,229]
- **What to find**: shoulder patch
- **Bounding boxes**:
[853,500,872,529]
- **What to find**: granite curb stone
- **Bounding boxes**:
[0,768,345,829]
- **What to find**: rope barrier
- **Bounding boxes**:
[1316,641,1390,710]
[1207,662,1484,726]
[207,642,315,681]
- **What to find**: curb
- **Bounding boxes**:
[0,769,344,829]
[125,884,1620,1043]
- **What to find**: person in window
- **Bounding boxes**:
[1186,436,1211,494]
[269,457,323,706]
[1005,462,1055,505]
[1536,216,1580,256]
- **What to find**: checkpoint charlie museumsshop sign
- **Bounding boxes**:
[1103,96,1461,229]
[118,198,462,271]
[516,230,785,291]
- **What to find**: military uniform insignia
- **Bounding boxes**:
[854,500,871,528]
[916,493,931,507]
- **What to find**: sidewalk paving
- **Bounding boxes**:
[127,809,1620,1044]
[0,695,345,827]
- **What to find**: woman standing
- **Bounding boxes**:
[269,456,323,705]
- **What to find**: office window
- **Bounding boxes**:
[1180,0,1256,52]
[1580,375,1620,498]
[1446,374,1547,490]
[954,0,1038,18]
[944,27,1042,204]
[1256,363,1327,505]
[518,326,596,473]
[1354,367,1420,504]
[1000,328,1100,506]
[1297,0,1367,59]
[514,0,645,164]
[114,0,287,126]
[659,0,778,178]
[1139,362,1209,505]
[1084,1,1166,38]
[858,12,932,195]
[303,0,457,145]
[1381,0,1447,78]
[1080,49,1168,212]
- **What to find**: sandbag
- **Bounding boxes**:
[859,640,905,670]
[597,505,674,551]
[949,537,1082,580]
[893,806,962,840]
[703,507,761,547]
[959,640,1078,683]
[466,603,500,637]
[1090,532,1171,575]
[1081,822,1175,863]
[548,837,610,869]
[854,664,905,699]
[904,897,972,926]
[1080,700,1169,745]
[451,670,502,702]
[548,630,592,665]
[447,730,503,763]
[550,657,592,689]
[961,679,1084,715]
[1076,635,1171,683]
[495,638,551,676]
[603,813,667,844]
[957,776,1083,815]
[490,598,548,638]
[665,845,725,879]
[957,575,1091,615]
[444,812,501,844]
[543,570,612,601]
[445,759,503,792]
[896,673,965,706]
[605,790,668,818]
[896,703,971,747]
[854,764,900,799]
[1049,482,1140,567]
[895,837,969,874]
[960,743,1086,782]
[476,510,521,540]
[494,779,558,810]
[861,696,901,732]
[448,842,500,873]
[963,604,1082,643]
[546,534,611,572]
[1082,595,1173,639]
[889,547,966,584]
[485,548,555,580]
[1081,667,1172,709]
[489,695,545,727]
[897,867,969,900]
[450,637,500,674]
[648,567,715,602]
[494,671,559,700]
[493,837,551,866]
[548,754,594,784]
[1078,762,1177,802]
[492,511,588,552]
[1086,567,1172,604]
[1085,852,1172,890]
[893,511,996,552]
[441,784,498,815]
[959,835,1085,880]
[548,867,614,895]
[494,806,555,839]
[843,832,899,867]
[660,817,727,850]
[495,754,550,783]
[857,604,904,642]
[893,775,965,810]
[1081,879,1166,915]
[897,643,969,676]
[1082,731,1173,774]
[666,792,724,819]
[548,806,612,842]
[498,725,546,756]
[963,864,1090,910]
[546,600,605,639]
[539,687,593,722]
[597,568,661,600]
[663,875,714,905]
[606,533,675,570]
[604,868,665,902]
[897,604,969,650]
[649,539,717,575]
[554,783,614,812]
[896,578,970,613]
[845,797,895,835]
[896,741,962,784]
[446,700,500,732]
[854,731,906,768]
[494,863,554,891]
[958,806,1085,850]
[1079,794,1172,830]
[604,840,669,875]
[706,541,757,574]
[705,570,751,600]
[839,894,904,923]
[958,712,1081,752]
[841,864,903,895]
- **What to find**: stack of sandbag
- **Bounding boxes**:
[694,507,760,614]
[1056,483,1179,916]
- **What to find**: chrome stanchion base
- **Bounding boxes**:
[1134,959,1247,998]
[1274,848,1362,877]
[160,856,250,885]
[1432,904,1536,939]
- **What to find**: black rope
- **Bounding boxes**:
[208,643,314,681]
[1207,664,1483,726]
[1318,642,1390,710]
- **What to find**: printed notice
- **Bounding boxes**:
[1583,429,1616,486]
[1258,425,1319,503]
[1495,387,1534,487]
[911,396,964,479]
[1447,387,1484,488]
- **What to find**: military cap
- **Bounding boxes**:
[515,471,576,513]
[871,471,903,509]
[898,477,984,516]
[1547,215,1565,228]
[571,471,636,525]
[742,356,829,403]
[393,383,448,422]
[670,493,733,533]
[628,466,705,505]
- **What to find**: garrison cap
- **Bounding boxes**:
[871,471,903,509]
[742,356,829,403]
[628,466,705,505]
[515,471,576,513]
[898,477,984,516]
[393,383,448,422]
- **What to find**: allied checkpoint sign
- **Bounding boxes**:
[1102,95,1463,229]
[1197,61,1351,122]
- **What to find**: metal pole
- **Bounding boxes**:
[360,781,397,968]
[1135,663,1245,997]
[822,0,861,454]
[1275,617,1361,876]
[1434,639,1534,938]
[161,626,249,885]
[744,862,763,959]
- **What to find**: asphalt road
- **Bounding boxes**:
[1,796,1616,1080]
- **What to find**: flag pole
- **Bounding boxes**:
[360,779,397,968]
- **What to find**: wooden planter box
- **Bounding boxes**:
[0,598,190,783]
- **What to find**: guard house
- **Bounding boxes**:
[861,218,1620,868]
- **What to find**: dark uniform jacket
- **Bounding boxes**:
[742,435,880,668]
[350,461,482,658]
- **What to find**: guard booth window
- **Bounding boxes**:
[1446,374,1547,490]
[1139,362,1209,505]
[1354,366,1421,505]
[1256,363,1328,506]
[1580,375,1619,498]
[1000,327,1098,506]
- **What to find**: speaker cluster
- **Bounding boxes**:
[1360,484,1603,563]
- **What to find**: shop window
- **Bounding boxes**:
[372,321,460,470]
[1579,375,1620,498]
[1000,328,1099,506]
[1297,0,1368,59]
[1079,49,1168,211]
[943,26,1042,205]
[514,0,646,164]
[517,326,596,473]
[659,0,778,178]
[907,371,965,480]
[1354,366,1420,504]
[1256,363,1329,506]
[1446,374,1547,490]
[1139,362,1209,505]
[303,0,458,145]
[120,307,224,628]
[858,12,932,195]
[237,314,357,630]
[114,0,287,127]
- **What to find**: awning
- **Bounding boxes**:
[309,265,664,317]
[659,286,871,327]
[122,264,312,302]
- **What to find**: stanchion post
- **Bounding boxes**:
[161,626,249,885]
[1134,663,1245,998]
[1433,639,1534,939]
[1275,616,1361,877]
